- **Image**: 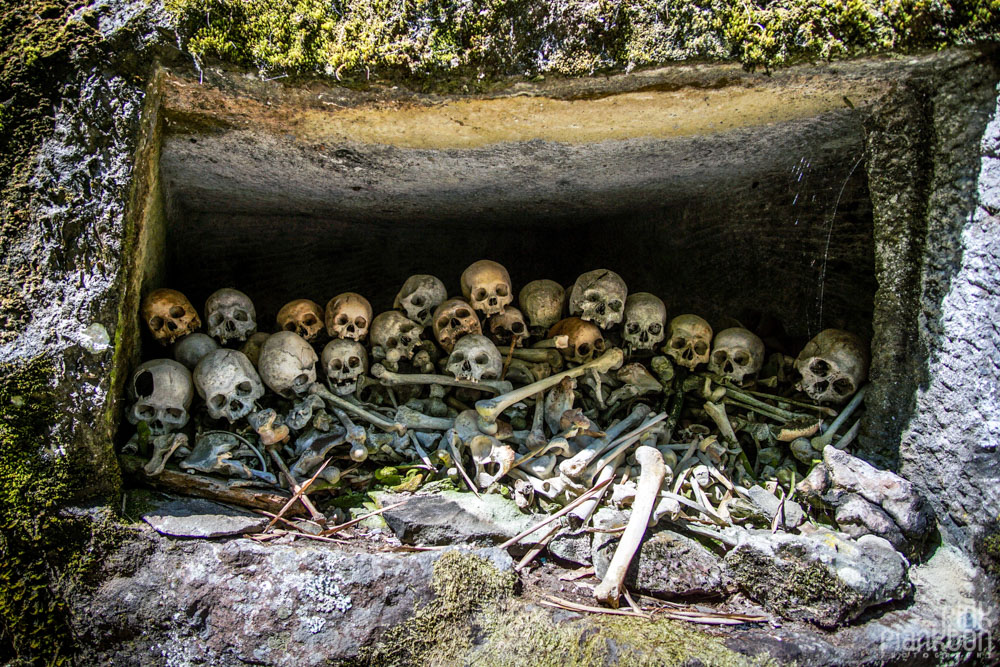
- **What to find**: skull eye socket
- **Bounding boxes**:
[235,381,253,396]
[411,295,424,307]
[669,337,686,350]
[451,352,466,363]
[578,343,592,356]
[594,338,605,351]
[386,337,398,348]
[210,394,227,409]
[495,284,509,297]
[693,341,708,355]
[209,313,223,327]
[149,316,164,331]
[355,317,367,329]
[511,322,525,334]
[626,322,640,334]
[437,317,450,330]
[733,352,750,366]
[336,314,349,326]
[810,359,830,377]
[712,350,729,366]
[585,292,600,302]
[293,374,309,388]
[330,359,343,371]
[303,315,317,326]
[833,378,854,395]
[473,288,488,301]
[169,306,185,318]
[648,323,662,335]
[608,300,622,312]
[284,322,297,331]
[166,408,184,419]
[136,405,155,419]
[348,356,361,368]
[456,308,472,319]
[233,309,249,322]
[474,354,489,365]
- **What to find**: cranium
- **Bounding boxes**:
[322,338,368,396]
[445,334,503,383]
[709,327,765,384]
[240,332,270,368]
[370,311,423,365]
[665,314,712,370]
[569,270,628,330]
[432,298,482,353]
[518,279,565,334]
[394,274,447,326]
[127,359,194,435]
[549,317,605,365]
[467,434,516,488]
[460,259,513,317]
[142,288,201,345]
[325,292,372,341]
[794,329,869,404]
[487,307,527,348]
[622,292,666,351]
[205,288,256,344]
[172,333,219,370]
[193,349,265,422]
[277,299,325,343]
[258,331,319,399]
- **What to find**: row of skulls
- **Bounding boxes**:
[131,260,869,437]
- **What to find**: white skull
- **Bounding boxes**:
[193,349,265,422]
[370,311,423,365]
[487,307,527,348]
[518,279,565,334]
[172,333,219,370]
[325,292,372,341]
[394,274,447,326]
[277,299,325,343]
[128,359,194,434]
[467,434,516,489]
[709,327,765,384]
[432,298,482,353]
[794,329,869,404]
[446,334,503,383]
[258,331,319,399]
[460,260,513,317]
[142,288,201,346]
[622,292,666,351]
[665,314,713,370]
[322,338,368,396]
[549,317,605,365]
[205,288,257,344]
[569,269,628,329]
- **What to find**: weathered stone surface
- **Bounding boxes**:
[548,527,592,567]
[746,484,805,529]
[142,495,270,538]
[725,528,911,628]
[71,526,513,665]
[834,493,906,550]
[381,491,546,546]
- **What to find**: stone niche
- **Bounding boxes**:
[94,48,1000,664]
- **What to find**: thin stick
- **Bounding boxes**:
[268,449,325,522]
[265,457,331,531]
[498,477,614,549]
[501,335,521,380]
[514,524,560,572]
[318,499,410,536]
[448,436,482,499]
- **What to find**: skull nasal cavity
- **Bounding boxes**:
[134,370,155,398]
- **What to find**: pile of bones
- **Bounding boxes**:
[127,261,870,608]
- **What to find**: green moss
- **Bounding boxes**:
[165,0,999,84]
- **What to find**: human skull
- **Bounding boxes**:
[460,260,513,317]
[142,288,201,345]
[794,329,869,404]
[432,298,482,353]
[370,311,423,365]
[569,270,628,330]
[709,327,765,384]
[258,331,319,399]
[518,279,565,334]
[394,274,447,326]
[487,307,527,348]
[193,349,265,422]
[128,359,194,434]
[240,332,270,368]
[665,314,713,370]
[445,334,503,383]
[622,292,666,351]
[549,317,605,365]
[325,292,372,341]
[205,288,256,344]
[277,299,325,343]
[172,333,219,370]
[322,338,368,396]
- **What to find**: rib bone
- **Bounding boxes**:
[593,446,666,608]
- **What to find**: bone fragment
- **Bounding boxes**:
[568,463,616,525]
[532,335,569,349]
[703,402,739,446]
[594,446,666,608]
[810,385,867,450]
[144,433,188,476]
[475,348,624,430]
[310,383,406,435]
[371,364,511,395]
[582,411,668,486]
[560,404,651,479]
[498,476,614,550]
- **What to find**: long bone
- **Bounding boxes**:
[593,446,666,608]
[531,336,569,349]
[703,401,739,447]
[395,405,455,431]
[510,347,564,367]
[581,411,668,486]
[560,404,651,479]
[329,406,369,462]
[371,364,511,395]
[310,383,406,435]
[475,348,624,432]
[810,384,867,450]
